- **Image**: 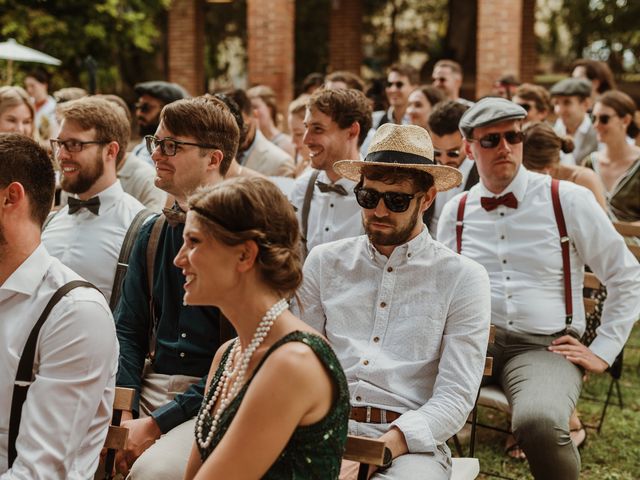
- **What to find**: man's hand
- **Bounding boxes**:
[114,414,162,475]
[548,335,609,373]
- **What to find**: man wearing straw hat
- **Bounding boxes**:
[297,123,491,479]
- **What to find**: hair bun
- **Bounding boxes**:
[560,136,575,154]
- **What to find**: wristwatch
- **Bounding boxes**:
[378,447,393,471]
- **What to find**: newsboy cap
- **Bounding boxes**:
[459,97,527,139]
[134,81,189,104]
[549,78,592,98]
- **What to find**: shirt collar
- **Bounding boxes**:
[0,243,52,296]
[577,114,593,134]
[387,106,410,125]
[478,164,529,203]
[69,180,124,212]
[318,169,357,189]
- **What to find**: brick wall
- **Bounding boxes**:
[247,0,295,120]
[520,0,536,83]
[328,0,363,73]
[167,0,205,95]
[476,0,523,97]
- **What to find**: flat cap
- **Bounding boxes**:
[134,81,189,104]
[459,97,527,139]
[549,77,591,98]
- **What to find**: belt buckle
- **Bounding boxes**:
[366,406,371,423]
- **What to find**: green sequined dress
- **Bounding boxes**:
[196,331,350,479]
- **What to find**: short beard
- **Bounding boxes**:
[364,200,420,247]
[60,152,105,195]
[139,120,160,137]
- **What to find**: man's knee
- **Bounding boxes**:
[512,409,569,449]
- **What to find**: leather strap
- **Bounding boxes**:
[455,192,468,254]
[301,169,321,259]
[146,214,166,361]
[551,178,573,328]
[9,280,99,467]
[109,209,154,311]
[350,406,401,424]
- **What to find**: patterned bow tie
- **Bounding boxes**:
[162,204,187,227]
[68,196,100,215]
[480,192,518,212]
[316,180,348,196]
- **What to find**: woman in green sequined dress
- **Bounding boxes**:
[175,177,349,480]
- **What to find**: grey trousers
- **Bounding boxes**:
[483,327,583,480]
[348,420,452,480]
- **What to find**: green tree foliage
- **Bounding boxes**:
[0,0,170,96]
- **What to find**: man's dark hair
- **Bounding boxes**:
[428,100,469,136]
[0,133,55,227]
[213,92,247,149]
[360,164,434,193]
[26,67,50,85]
[388,63,420,86]
[301,73,325,94]
[325,71,365,91]
[307,88,372,147]
[226,88,252,116]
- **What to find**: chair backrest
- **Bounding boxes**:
[101,387,135,479]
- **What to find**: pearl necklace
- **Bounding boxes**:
[196,298,288,450]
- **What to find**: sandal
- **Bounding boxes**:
[504,435,527,461]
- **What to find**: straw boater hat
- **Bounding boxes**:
[333,123,463,192]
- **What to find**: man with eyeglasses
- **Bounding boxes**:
[42,97,145,305]
[113,96,240,479]
[371,63,419,130]
[297,123,491,479]
[438,98,640,480]
[550,77,597,165]
[424,100,478,236]
[131,81,189,166]
[432,59,474,108]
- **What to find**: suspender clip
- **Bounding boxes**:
[560,236,570,243]
[14,380,32,387]
[365,406,372,423]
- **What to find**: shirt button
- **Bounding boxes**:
[502,259,507,264]
[507,295,512,299]
[330,203,334,208]
[179,352,185,358]
[506,276,511,280]
[324,227,329,232]
[508,321,514,325]
[181,332,187,338]
[407,253,412,258]
[373,336,380,343]
[387,267,393,272]
[500,212,505,217]
[380,302,387,308]
[501,235,505,240]
[363,360,369,366]
[356,395,362,401]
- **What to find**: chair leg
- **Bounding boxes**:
[469,405,478,457]
[614,379,623,409]
[452,434,464,458]
[597,377,616,434]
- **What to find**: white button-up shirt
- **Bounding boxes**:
[290,169,363,254]
[554,115,594,165]
[430,157,476,237]
[438,166,640,365]
[0,244,118,478]
[42,181,145,304]
[297,229,491,453]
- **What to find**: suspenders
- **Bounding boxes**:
[455,179,574,331]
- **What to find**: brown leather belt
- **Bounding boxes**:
[350,406,401,424]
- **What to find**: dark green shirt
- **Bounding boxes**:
[115,214,223,433]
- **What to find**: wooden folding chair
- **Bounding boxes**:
[99,387,135,480]
[344,435,480,480]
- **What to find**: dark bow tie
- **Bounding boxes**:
[68,196,100,215]
[480,192,518,212]
[162,204,186,227]
[316,180,348,196]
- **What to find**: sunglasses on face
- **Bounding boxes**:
[354,186,417,213]
[135,102,154,114]
[516,103,531,112]
[145,135,218,157]
[472,130,524,149]
[386,81,405,89]
[591,113,617,125]
[434,148,461,160]
[433,77,447,84]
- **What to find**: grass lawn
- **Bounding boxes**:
[455,325,640,479]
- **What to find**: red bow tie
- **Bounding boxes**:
[480,192,518,211]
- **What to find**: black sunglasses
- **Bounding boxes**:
[135,102,153,114]
[386,81,405,89]
[354,186,417,213]
[591,113,616,125]
[434,148,461,160]
[472,130,524,149]
[516,103,531,112]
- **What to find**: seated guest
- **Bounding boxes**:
[406,85,444,130]
[0,86,35,138]
[438,98,640,479]
[523,121,607,210]
[584,90,640,222]
[325,71,365,91]
[297,124,491,479]
[247,85,296,157]
[179,177,349,479]
[0,133,118,477]
[512,83,552,127]
[571,59,617,111]
[287,94,311,177]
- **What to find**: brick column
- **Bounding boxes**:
[520,0,536,83]
[329,0,363,73]
[167,0,205,95]
[247,0,295,119]
[476,0,523,97]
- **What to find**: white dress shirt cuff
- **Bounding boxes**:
[391,410,437,454]
[588,337,621,367]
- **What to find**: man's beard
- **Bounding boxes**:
[363,200,420,247]
[139,121,159,137]
[60,152,105,195]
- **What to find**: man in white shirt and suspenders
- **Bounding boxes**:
[438,97,640,480]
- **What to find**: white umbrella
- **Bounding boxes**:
[0,38,61,84]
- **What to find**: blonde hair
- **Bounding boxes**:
[0,86,35,120]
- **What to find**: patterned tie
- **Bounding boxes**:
[316,180,348,196]
[480,192,518,212]
[162,203,187,227]
[67,196,101,215]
